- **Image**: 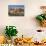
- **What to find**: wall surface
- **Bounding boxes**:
[0,0,46,41]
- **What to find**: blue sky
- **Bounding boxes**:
[8,5,24,9]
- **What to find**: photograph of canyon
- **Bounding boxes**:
[8,5,24,16]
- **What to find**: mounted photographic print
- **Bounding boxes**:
[8,5,24,16]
